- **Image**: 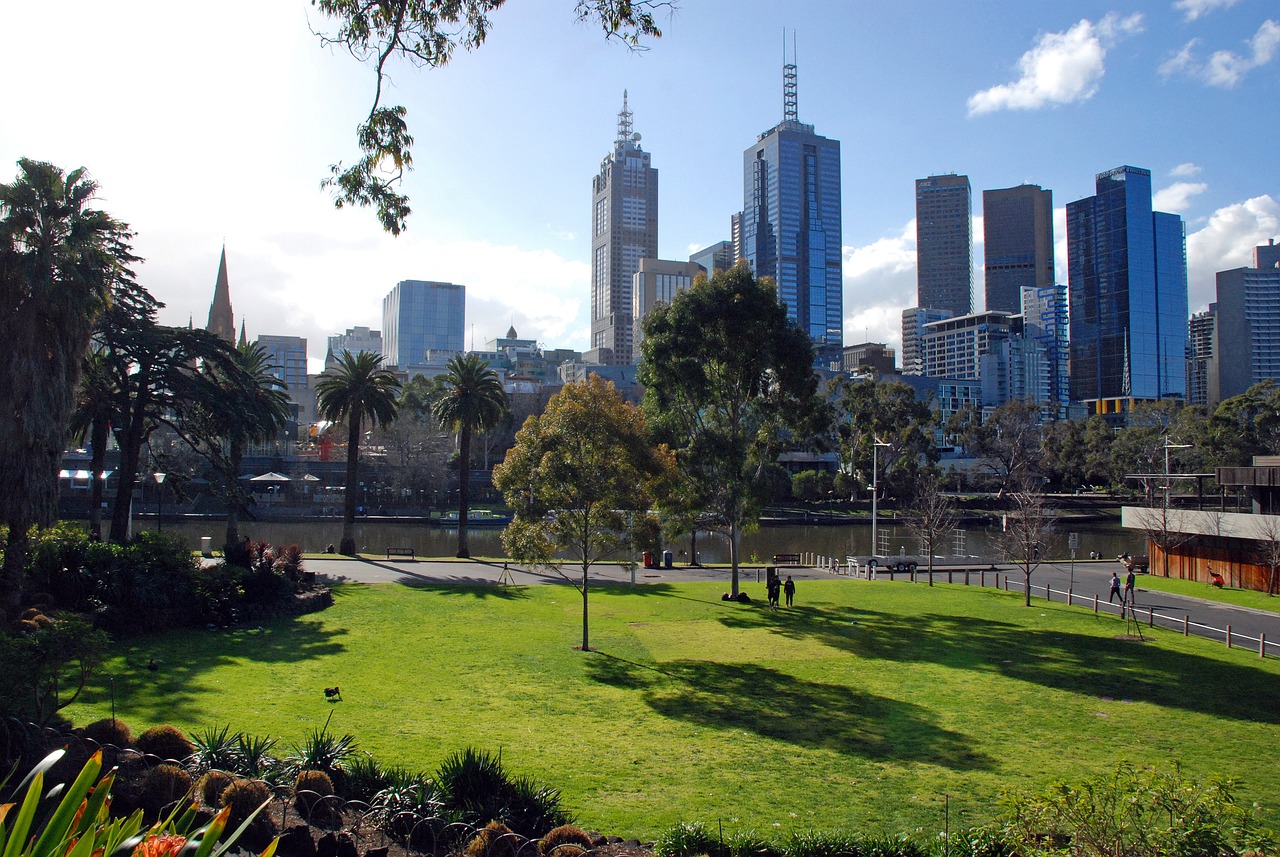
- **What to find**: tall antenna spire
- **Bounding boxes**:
[783,29,798,122]
[616,89,634,145]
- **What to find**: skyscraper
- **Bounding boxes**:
[983,184,1054,313]
[739,46,843,366]
[588,92,658,366]
[1213,240,1280,402]
[915,174,972,316]
[206,246,235,342]
[1067,165,1188,415]
[381,280,465,372]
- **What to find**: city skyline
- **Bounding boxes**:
[2,1,1277,370]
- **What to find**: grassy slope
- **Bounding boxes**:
[68,580,1280,839]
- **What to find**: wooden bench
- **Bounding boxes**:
[386,547,415,559]
[772,553,801,566]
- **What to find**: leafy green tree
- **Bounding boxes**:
[493,376,673,651]
[0,159,136,613]
[1209,380,1280,466]
[639,265,820,596]
[314,0,670,234]
[0,610,109,723]
[316,351,402,554]
[834,375,938,505]
[431,354,509,558]
[188,342,292,551]
[950,399,1043,496]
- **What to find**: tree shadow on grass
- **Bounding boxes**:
[715,601,1280,725]
[82,618,350,725]
[585,651,995,770]
[394,580,530,600]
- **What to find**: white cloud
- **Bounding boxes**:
[1161,20,1280,87]
[967,13,1144,115]
[1174,0,1238,22]
[1170,162,1202,177]
[1185,195,1280,311]
[842,221,917,352]
[1152,181,1208,213]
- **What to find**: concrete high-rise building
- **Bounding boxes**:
[1214,240,1280,402]
[588,92,658,366]
[206,246,235,342]
[841,342,896,376]
[916,174,972,317]
[631,258,705,360]
[921,311,1014,381]
[1067,165,1188,417]
[688,241,734,277]
[901,306,952,376]
[381,280,465,373]
[739,46,843,366]
[327,326,383,367]
[1186,309,1218,407]
[983,184,1054,314]
[256,334,308,436]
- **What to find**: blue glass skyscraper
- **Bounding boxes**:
[1067,166,1188,415]
[739,52,842,366]
[381,279,465,370]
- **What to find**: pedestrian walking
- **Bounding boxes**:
[783,575,795,607]
[1123,569,1136,605]
[1108,571,1122,603]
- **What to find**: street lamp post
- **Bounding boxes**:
[870,438,890,559]
[153,472,166,532]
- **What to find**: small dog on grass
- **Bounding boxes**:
[324,686,342,702]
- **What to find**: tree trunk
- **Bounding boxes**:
[581,560,590,651]
[87,419,108,541]
[729,517,741,597]
[456,424,472,558]
[1024,565,1032,607]
[340,417,360,554]
[689,528,698,566]
[224,439,243,548]
[109,418,146,544]
[1,526,30,617]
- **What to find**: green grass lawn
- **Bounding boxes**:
[1133,572,1280,612]
[67,580,1280,840]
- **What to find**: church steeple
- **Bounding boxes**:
[238,321,247,348]
[206,245,235,342]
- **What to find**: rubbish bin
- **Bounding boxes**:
[663,549,673,569]
[642,550,654,569]
[200,536,213,557]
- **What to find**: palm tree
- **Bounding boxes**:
[316,350,401,554]
[196,342,292,552]
[0,159,135,613]
[432,354,508,558]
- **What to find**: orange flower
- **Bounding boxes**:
[132,834,187,857]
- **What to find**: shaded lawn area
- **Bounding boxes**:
[67,579,1280,839]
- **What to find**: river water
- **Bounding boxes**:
[142,516,1141,564]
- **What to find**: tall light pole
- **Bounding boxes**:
[1163,439,1190,510]
[871,438,890,558]
[153,472,167,532]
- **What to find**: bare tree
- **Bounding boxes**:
[1251,514,1280,596]
[1128,505,1196,579]
[1001,482,1055,607]
[903,477,959,587]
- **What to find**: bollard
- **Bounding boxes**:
[1067,588,1072,606]
[1047,585,1052,602]
[1184,615,1189,636]
[981,570,986,587]
[1093,593,1098,614]
[1148,607,1154,627]
[1227,625,1232,649]
[948,570,954,584]
[1262,633,1267,659]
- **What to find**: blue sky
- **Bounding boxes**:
[1,0,1276,369]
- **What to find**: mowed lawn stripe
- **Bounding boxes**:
[70,579,1280,839]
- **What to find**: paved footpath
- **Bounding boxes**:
[302,555,1280,655]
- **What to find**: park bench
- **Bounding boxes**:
[386,547,416,559]
[772,553,801,566]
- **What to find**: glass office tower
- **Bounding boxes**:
[1067,166,1188,414]
[381,280,465,369]
[739,55,843,367]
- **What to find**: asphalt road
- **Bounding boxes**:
[301,554,1280,656]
